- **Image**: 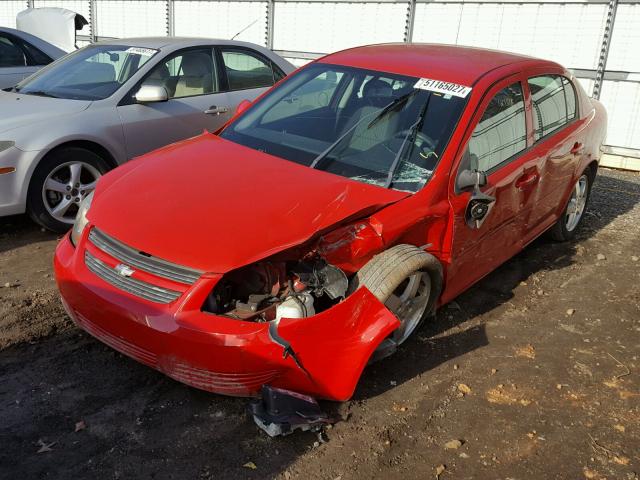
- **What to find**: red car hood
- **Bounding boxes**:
[90,134,408,273]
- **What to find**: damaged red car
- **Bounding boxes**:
[54,44,607,403]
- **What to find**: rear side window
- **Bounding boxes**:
[221,49,277,91]
[468,82,527,172]
[528,75,576,141]
[0,35,26,67]
[21,41,52,66]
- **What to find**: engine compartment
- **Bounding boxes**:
[203,257,349,322]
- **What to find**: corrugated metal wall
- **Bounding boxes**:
[0,0,638,152]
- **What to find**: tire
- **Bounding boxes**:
[548,170,593,242]
[349,244,443,359]
[27,147,110,233]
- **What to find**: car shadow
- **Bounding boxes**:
[0,213,59,254]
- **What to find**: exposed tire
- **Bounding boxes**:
[27,147,109,233]
[349,244,443,359]
[548,169,593,242]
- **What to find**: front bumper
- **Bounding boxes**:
[0,146,40,217]
[54,229,399,401]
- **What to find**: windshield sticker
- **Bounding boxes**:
[414,78,472,98]
[125,47,158,57]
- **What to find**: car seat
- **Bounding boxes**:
[174,52,214,98]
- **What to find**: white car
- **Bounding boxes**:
[0,37,295,231]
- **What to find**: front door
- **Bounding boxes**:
[117,47,233,159]
[446,77,538,299]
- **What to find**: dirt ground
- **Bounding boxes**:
[0,167,638,480]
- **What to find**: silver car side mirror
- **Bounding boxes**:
[134,84,168,103]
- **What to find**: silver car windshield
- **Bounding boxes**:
[221,63,468,192]
[16,44,158,100]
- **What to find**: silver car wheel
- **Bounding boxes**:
[42,161,101,224]
[384,271,432,346]
[565,174,589,232]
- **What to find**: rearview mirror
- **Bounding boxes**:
[134,84,168,103]
[236,99,252,116]
[457,169,487,191]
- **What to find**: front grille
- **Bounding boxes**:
[85,250,182,304]
[88,228,202,285]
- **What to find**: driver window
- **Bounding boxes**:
[468,82,526,172]
[144,49,218,99]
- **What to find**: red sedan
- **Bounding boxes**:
[54,44,607,403]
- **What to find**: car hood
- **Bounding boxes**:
[90,134,409,273]
[0,92,90,136]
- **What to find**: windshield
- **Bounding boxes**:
[221,63,468,192]
[16,45,158,100]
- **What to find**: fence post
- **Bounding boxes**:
[166,0,175,36]
[89,0,97,42]
[592,0,618,99]
[404,0,417,43]
[266,0,275,49]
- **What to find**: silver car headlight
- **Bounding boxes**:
[70,192,93,246]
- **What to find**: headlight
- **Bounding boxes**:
[70,192,93,246]
[0,141,15,153]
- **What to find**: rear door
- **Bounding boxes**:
[117,46,232,159]
[520,72,584,243]
[446,75,540,296]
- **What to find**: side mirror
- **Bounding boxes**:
[235,99,252,116]
[134,84,168,103]
[457,169,487,191]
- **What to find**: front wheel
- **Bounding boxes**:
[27,147,109,232]
[548,171,592,242]
[349,244,443,360]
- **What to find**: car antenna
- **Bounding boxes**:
[231,18,259,40]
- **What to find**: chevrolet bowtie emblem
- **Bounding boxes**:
[114,264,135,277]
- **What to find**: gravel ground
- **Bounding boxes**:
[0,167,638,480]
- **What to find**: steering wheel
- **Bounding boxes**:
[392,129,437,151]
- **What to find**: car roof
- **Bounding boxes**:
[0,26,67,58]
[95,37,263,49]
[319,43,560,86]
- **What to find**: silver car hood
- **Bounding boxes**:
[0,92,90,136]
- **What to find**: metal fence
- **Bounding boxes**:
[1,0,638,154]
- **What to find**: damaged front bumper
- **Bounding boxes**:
[54,233,400,401]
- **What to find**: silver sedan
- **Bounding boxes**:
[0,37,295,231]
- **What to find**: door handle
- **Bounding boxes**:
[205,106,229,115]
[516,172,539,189]
[570,142,584,155]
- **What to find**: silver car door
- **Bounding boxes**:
[116,47,232,159]
[217,46,284,112]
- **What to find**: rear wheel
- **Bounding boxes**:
[549,172,592,242]
[349,244,442,360]
[27,147,109,233]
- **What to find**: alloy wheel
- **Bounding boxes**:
[565,174,589,232]
[42,161,101,224]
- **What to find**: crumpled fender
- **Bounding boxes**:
[274,287,400,401]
